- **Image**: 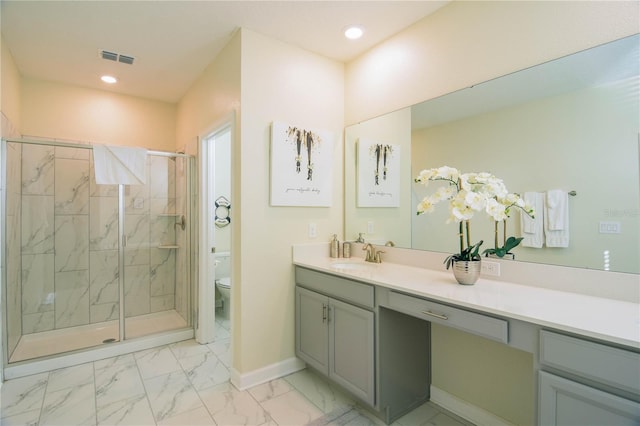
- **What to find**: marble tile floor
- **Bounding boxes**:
[1,319,473,426]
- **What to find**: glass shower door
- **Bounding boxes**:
[122,153,191,339]
[2,140,193,364]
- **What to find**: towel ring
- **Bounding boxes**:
[215,196,231,228]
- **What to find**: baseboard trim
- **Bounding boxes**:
[430,386,513,426]
[231,356,305,391]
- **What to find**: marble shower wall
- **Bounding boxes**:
[7,143,188,342]
[124,155,180,318]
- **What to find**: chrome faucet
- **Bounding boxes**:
[363,243,384,263]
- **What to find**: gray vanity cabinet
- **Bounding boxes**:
[295,269,375,406]
[539,372,639,425]
[538,330,640,425]
[296,286,331,374]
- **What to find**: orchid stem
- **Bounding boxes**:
[503,220,507,247]
[465,220,471,250]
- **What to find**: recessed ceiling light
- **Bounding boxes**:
[101,75,117,84]
[344,26,364,40]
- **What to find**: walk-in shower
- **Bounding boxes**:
[1,139,195,367]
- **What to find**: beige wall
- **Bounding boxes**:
[1,36,22,137]
[344,2,639,424]
[346,0,640,125]
[236,29,344,373]
[176,31,241,156]
[21,77,176,151]
[431,324,534,425]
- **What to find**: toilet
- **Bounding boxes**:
[216,276,231,305]
[214,252,231,310]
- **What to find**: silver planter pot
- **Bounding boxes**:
[452,260,481,285]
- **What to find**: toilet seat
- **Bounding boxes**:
[216,277,231,288]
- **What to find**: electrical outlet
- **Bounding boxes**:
[367,221,374,234]
[481,260,500,277]
[599,221,621,234]
[308,222,317,238]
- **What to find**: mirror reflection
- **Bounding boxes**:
[345,34,639,274]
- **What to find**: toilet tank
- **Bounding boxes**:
[215,251,231,279]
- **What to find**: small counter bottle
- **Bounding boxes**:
[343,242,351,258]
[330,234,340,258]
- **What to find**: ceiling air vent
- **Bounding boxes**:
[118,55,135,65]
[101,50,118,61]
[99,49,135,65]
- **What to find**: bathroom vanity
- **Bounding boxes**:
[292,244,640,425]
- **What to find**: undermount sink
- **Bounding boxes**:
[330,261,376,271]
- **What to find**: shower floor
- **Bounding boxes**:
[9,310,188,363]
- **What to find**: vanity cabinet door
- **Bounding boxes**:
[295,286,329,375]
[539,371,640,426]
[329,298,375,406]
[295,285,376,406]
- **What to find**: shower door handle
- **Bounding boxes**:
[122,235,127,247]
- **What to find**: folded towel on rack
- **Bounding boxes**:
[546,189,568,230]
[93,144,147,185]
[520,192,544,248]
[545,189,569,247]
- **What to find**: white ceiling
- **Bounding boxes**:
[1,0,449,103]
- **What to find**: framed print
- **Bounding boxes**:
[357,138,400,207]
[270,122,334,206]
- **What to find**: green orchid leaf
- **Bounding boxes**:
[504,236,524,252]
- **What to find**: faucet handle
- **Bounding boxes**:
[375,250,385,263]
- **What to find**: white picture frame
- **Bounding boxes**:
[270,122,334,206]
[357,138,400,207]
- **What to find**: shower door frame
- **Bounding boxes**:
[1,138,197,379]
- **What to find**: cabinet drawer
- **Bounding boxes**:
[540,330,640,395]
[295,267,374,308]
[387,291,508,343]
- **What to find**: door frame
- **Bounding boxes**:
[197,113,235,344]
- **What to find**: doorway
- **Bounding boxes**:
[198,121,233,344]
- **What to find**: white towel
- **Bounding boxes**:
[545,189,569,247]
[546,189,568,230]
[520,192,544,248]
[93,144,147,185]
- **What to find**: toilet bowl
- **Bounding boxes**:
[214,252,231,310]
[215,276,231,305]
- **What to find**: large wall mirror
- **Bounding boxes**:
[345,34,639,275]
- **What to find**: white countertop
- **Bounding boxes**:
[293,253,640,349]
